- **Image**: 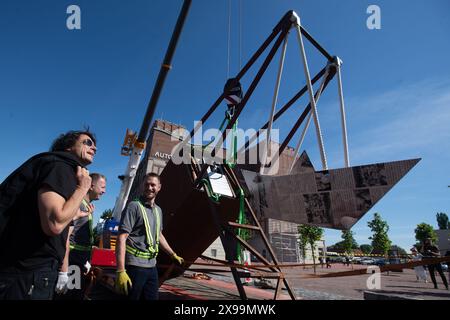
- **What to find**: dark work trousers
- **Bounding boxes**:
[55,250,90,300]
[68,249,90,299]
[0,260,59,300]
[427,264,449,289]
[126,265,159,300]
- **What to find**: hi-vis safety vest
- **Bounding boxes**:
[126,202,160,260]
[70,199,94,252]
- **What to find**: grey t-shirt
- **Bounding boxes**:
[70,200,92,246]
[119,200,163,268]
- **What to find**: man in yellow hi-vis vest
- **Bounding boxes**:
[115,172,183,300]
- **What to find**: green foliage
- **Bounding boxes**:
[414,223,437,244]
[298,225,324,248]
[341,230,358,254]
[436,212,449,230]
[298,225,324,273]
[367,213,392,256]
[360,244,373,254]
[101,209,113,220]
[298,227,308,261]
[92,227,100,247]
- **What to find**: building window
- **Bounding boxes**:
[211,249,217,257]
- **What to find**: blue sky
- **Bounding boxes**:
[1,0,449,251]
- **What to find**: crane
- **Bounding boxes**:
[112,0,192,221]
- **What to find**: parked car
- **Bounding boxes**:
[374,258,387,266]
[361,258,375,265]
[353,257,362,264]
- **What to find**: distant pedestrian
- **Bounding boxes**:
[421,238,448,290]
[325,257,331,268]
[319,257,324,268]
[411,247,427,283]
[445,251,450,284]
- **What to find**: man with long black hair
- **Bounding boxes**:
[0,130,97,300]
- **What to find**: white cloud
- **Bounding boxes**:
[345,79,450,164]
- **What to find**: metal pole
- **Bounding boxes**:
[266,68,336,169]
[335,57,350,167]
[293,14,328,170]
[288,66,330,173]
[212,25,290,157]
[260,36,288,174]
[174,17,286,159]
[299,25,333,62]
[237,66,327,155]
[137,0,192,143]
[112,0,192,219]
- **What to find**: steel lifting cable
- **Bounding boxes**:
[238,0,242,70]
[260,35,288,174]
[336,57,350,167]
[226,0,232,79]
[293,14,328,170]
[288,65,331,173]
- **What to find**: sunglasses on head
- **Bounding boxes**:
[82,139,95,147]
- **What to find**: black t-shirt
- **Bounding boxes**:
[422,244,440,258]
[0,159,78,270]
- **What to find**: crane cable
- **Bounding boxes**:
[227,0,243,78]
[227,0,231,78]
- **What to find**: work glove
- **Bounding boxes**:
[115,270,132,295]
[171,253,184,266]
[55,272,69,295]
[84,261,92,274]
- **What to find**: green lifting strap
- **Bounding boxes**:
[127,201,160,259]
[226,119,238,168]
[200,178,221,203]
[236,187,245,262]
[201,115,229,150]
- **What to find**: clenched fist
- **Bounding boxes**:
[76,166,91,191]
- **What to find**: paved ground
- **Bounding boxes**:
[88,263,450,300]
[159,263,450,300]
[284,263,450,300]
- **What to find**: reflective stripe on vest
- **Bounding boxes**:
[126,202,160,259]
[70,244,92,252]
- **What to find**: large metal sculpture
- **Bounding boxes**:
[153,9,420,300]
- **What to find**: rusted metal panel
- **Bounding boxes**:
[156,160,240,279]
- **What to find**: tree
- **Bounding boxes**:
[436,212,449,230]
[367,213,392,256]
[328,239,358,252]
[360,244,373,255]
[341,230,358,255]
[101,209,113,220]
[298,229,308,267]
[298,225,324,274]
[327,241,345,252]
[414,223,437,246]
